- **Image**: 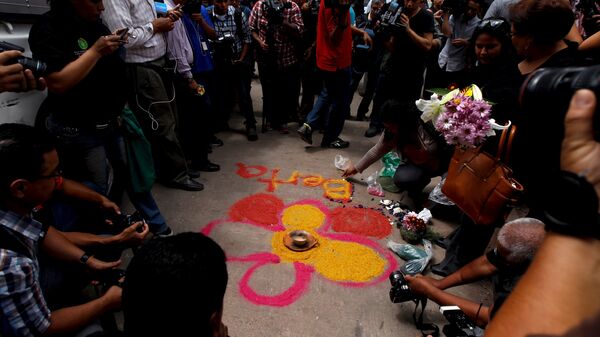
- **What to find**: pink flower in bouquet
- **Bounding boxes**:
[434,93,492,148]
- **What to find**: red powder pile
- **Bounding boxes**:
[229,193,284,226]
[330,207,392,238]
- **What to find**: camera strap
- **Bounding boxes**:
[412,298,439,337]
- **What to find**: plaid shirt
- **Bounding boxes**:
[211,6,252,58]
[249,0,304,68]
[0,210,49,337]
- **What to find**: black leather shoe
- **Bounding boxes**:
[188,169,201,178]
[364,126,382,138]
[322,138,350,149]
[195,161,220,172]
[166,177,204,191]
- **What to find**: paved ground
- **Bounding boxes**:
[123,79,492,337]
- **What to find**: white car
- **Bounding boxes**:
[0,0,49,126]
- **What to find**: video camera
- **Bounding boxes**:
[375,1,406,35]
[0,41,47,76]
[389,270,422,303]
[520,65,600,141]
[264,0,292,24]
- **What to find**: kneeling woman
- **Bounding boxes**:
[342,100,450,205]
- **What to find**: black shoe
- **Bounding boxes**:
[154,227,174,238]
[188,169,201,179]
[364,126,382,138]
[297,123,313,144]
[210,136,224,147]
[322,138,350,149]
[195,161,220,172]
[246,126,258,141]
[166,176,204,191]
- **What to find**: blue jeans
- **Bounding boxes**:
[46,117,168,233]
[305,67,352,145]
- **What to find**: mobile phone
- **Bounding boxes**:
[115,28,129,39]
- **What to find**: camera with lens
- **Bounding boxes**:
[109,211,145,234]
[94,268,126,287]
[309,0,320,15]
[440,306,484,337]
[389,270,421,303]
[265,0,292,24]
[520,65,600,141]
[441,0,466,14]
[324,0,352,10]
[576,0,600,37]
[375,1,406,36]
[0,41,47,77]
[212,33,236,64]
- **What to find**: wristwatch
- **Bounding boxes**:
[543,171,600,239]
[79,252,91,265]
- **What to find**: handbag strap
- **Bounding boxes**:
[496,125,517,163]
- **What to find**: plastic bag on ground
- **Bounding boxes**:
[366,170,385,197]
[334,154,350,170]
[387,241,428,260]
[428,176,455,206]
[400,239,433,275]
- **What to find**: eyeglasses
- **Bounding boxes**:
[477,18,507,30]
[36,169,63,180]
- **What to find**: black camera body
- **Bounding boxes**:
[0,41,47,76]
[375,1,406,36]
[441,306,484,337]
[265,0,292,24]
[110,211,145,233]
[95,268,126,287]
[309,0,320,15]
[389,270,421,303]
[441,0,467,14]
[576,0,600,37]
[212,33,236,64]
[520,65,600,141]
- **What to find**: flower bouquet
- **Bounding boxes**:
[399,209,440,244]
[416,85,508,148]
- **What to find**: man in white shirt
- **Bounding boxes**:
[101,0,204,191]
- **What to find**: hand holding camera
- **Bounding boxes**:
[0,42,47,92]
[561,89,600,203]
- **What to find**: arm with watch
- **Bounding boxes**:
[41,226,122,271]
[485,89,600,336]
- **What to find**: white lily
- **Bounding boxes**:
[486,119,512,136]
[416,93,445,123]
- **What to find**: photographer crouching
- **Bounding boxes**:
[401,218,545,329]
[249,0,304,133]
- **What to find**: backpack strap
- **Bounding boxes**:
[233,8,245,44]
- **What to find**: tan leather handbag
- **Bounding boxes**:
[442,125,524,225]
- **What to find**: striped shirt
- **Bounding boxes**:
[211,6,252,58]
[0,210,50,337]
[249,0,304,69]
[101,0,168,63]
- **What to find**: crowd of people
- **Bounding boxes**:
[1,0,600,335]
